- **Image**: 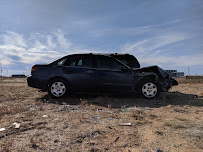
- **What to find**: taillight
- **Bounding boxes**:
[31,66,38,72]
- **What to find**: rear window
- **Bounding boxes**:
[65,55,93,68]
[57,58,67,65]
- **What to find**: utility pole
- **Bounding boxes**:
[0,63,2,77]
[188,67,190,76]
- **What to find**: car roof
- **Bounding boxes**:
[66,53,132,57]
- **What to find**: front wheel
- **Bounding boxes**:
[48,79,69,98]
[138,79,160,99]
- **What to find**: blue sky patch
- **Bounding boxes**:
[0,0,203,75]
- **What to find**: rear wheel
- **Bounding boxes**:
[48,79,69,98]
[138,79,160,99]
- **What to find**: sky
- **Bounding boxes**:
[0,0,203,76]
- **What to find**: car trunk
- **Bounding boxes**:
[31,64,50,77]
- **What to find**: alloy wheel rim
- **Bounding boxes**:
[142,82,157,98]
[51,82,66,97]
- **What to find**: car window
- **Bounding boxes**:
[97,56,122,71]
[57,58,67,65]
[113,55,140,68]
[77,59,82,66]
[65,55,93,68]
[119,59,128,65]
[69,60,76,66]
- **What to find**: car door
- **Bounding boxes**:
[94,55,133,93]
[63,55,96,92]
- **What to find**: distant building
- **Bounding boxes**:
[11,74,26,78]
[164,70,184,77]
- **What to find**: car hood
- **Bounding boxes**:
[133,65,178,86]
[133,65,168,78]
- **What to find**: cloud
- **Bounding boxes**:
[0,30,79,67]
[139,54,203,68]
[1,31,27,47]
[0,27,101,75]
[120,31,203,69]
[0,27,202,75]
[122,32,189,54]
[122,40,148,54]
[53,30,72,49]
[0,29,102,76]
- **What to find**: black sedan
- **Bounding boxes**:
[27,53,178,99]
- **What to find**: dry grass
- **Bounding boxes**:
[165,120,192,129]
[0,77,203,152]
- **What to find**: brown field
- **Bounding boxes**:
[0,77,203,152]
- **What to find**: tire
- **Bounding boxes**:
[48,79,69,99]
[138,79,160,99]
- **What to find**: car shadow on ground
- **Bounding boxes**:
[36,91,203,108]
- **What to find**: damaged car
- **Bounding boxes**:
[27,53,178,99]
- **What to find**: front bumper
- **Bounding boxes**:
[27,76,48,90]
[171,78,178,86]
[158,78,178,92]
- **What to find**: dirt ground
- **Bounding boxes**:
[0,77,203,152]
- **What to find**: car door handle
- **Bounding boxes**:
[65,70,73,74]
[96,73,106,76]
[86,70,94,74]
